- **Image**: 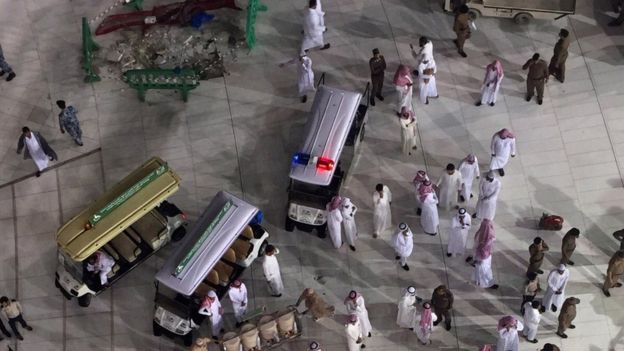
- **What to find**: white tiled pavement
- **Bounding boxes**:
[1,0,624,350]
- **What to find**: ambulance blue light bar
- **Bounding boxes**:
[292,153,311,165]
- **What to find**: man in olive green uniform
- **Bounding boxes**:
[561,228,580,265]
[556,297,580,338]
[548,29,570,83]
[527,237,549,275]
[431,285,453,331]
[369,48,386,106]
[522,53,549,105]
[453,5,471,58]
[602,250,624,297]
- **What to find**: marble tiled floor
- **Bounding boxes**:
[1,0,624,350]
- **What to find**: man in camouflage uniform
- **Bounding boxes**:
[57,100,83,146]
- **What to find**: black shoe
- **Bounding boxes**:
[539,306,546,313]
[76,141,84,146]
[376,95,384,101]
[538,100,543,105]
[36,171,41,177]
[416,208,422,216]
[402,264,410,271]
[447,253,452,257]
[433,320,440,326]
[272,293,282,297]
[616,283,623,287]
[459,195,466,202]
[569,324,576,329]
[568,260,575,265]
[488,284,499,290]
[445,324,451,331]
[368,332,372,337]
[551,305,557,312]
[301,95,307,103]
[360,345,366,349]
[320,43,330,50]
[471,213,477,219]
[536,269,544,274]
[470,193,473,198]
[0,70,4,77]
[557,77,564,83]
[557,332,568,338]
[6,72,15,81]
[601,288,609,297]
[25,326,33,331]
[412,69,419,76]
[459,51,467,58]
[16,334,23,341]
[498,168,505,177]
[465,256,473,263]
[370,98,375,106]
[475,102,482,106]
[529,339,538,343]
[395,256,400,260]
[526,96,531,102]
[349,245,356,252]
[608,20,622,26]
[489,102,495,106]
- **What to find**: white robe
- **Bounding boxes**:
[228,284,248,323]
[473,255,494,288]
[448,213,471,255]
[496,322,523,351]
[341,198,358,247]
[418,60,438,104]
[373,186,392,236]
[198,298,223,337]
[86,252,115,285]
[315,0,324,27]
[345,320,363,351]
[481,69,503,105]
[345,296,372,337]
[395,78,413,113]
[522,303,540,341]
[542,269,570,311]
[489,135,516,170]
[420,192,439,234]
[326,205,343,249]
[413,312,437,344]
[392,229,414,266]
[301,8,326,53]
[458,159,479,201]
[262,251,284,296]
[436,171,463,211]
[475,178,501,220]
[400,116,417,155]
[24,134,49,171]
[298,56,315,97]
[396,293,417,328]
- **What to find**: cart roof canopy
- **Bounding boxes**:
[289,85,362,186]
[56,157,180,261]
[483,0,575,13]
[155,191,258,297]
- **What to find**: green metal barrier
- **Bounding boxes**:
[246,0,267,50]
[123,68,200,102]
[82,17,101,83]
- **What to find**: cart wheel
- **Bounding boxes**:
[152,321,163,336]
[514,12,532,24]
[77,294,92,307]
[468,9,480,21]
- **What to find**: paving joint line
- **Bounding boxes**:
[55,168,68,351]
[11,184,18,351]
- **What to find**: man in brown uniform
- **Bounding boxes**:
[548,29,570,83]
[541,343,560,351]
[431,285,454,331]
[602,250,624,297]
[527,237,549,275]
[561,228,580,265]
[453,5,471,58]
[369,48,386,106]
[556,296,580,338]
[295,288,335,321]
[522,53,549,105]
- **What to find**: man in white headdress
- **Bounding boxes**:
[473,171,501,220]
[496,316,524,351]
[301,0,330,54]
[458,154,479,203]
[262,245,284,297]
[341,197,358,251]
[373,183,392,238]
[413,170,429,216]
[345,290,373,338]
[399,107,418,156]
[397,286,421,328]
[410,36,433,68]
[476,60,504,107]
[419,181,439,235]
[417,54,438,105]
[198,290,224,339]
[542,264,570,313]
[490,128,516,177]
[16,126,58,177]
[326,196,343,249]
[447,208,471,257]
[227,279,248,327]
[522,300,541,344]
[436,163,463,211]
[393,223,414,271]
[345,314,365,350]
[279,54,315,103]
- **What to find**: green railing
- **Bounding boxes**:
[82,17,101,83]
[246,0,267,50]
[123,68,200,102]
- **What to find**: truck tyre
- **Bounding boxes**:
[285,217,295,232]
[183,332,194,347]
[152,321,163,336]
[172,226,187,242]
[468,9,480,21]
[78,294,92,307]
[316,224,327,238]
[514,12,532,24]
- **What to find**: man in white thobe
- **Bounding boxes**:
[345,291,372,338]
[301,0,330,54]
[447,208,471,257]
[542,264,570,313]
[16,127,58,177]
[280,55,315,103]
[399,107,417,156]
[326,196,343,249]
[262,245,284,297]
[86,251,115,286]
[476,60,504,107]
[420,183,439,235]
[458,154,479,203]
[198,290,223,339]
[417,57,438,104]
[393,223,414,271]
[373,183,392,238]
[436,163,463,211]
[341,197,358,251]
[227,279,248,327]
[397,286,420,328]
[474,171,501,220]
[496,316,523,351]
[345,314,365,351]
[522,300,541,343]
[413,170,429,216]
[490,128,516,177]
